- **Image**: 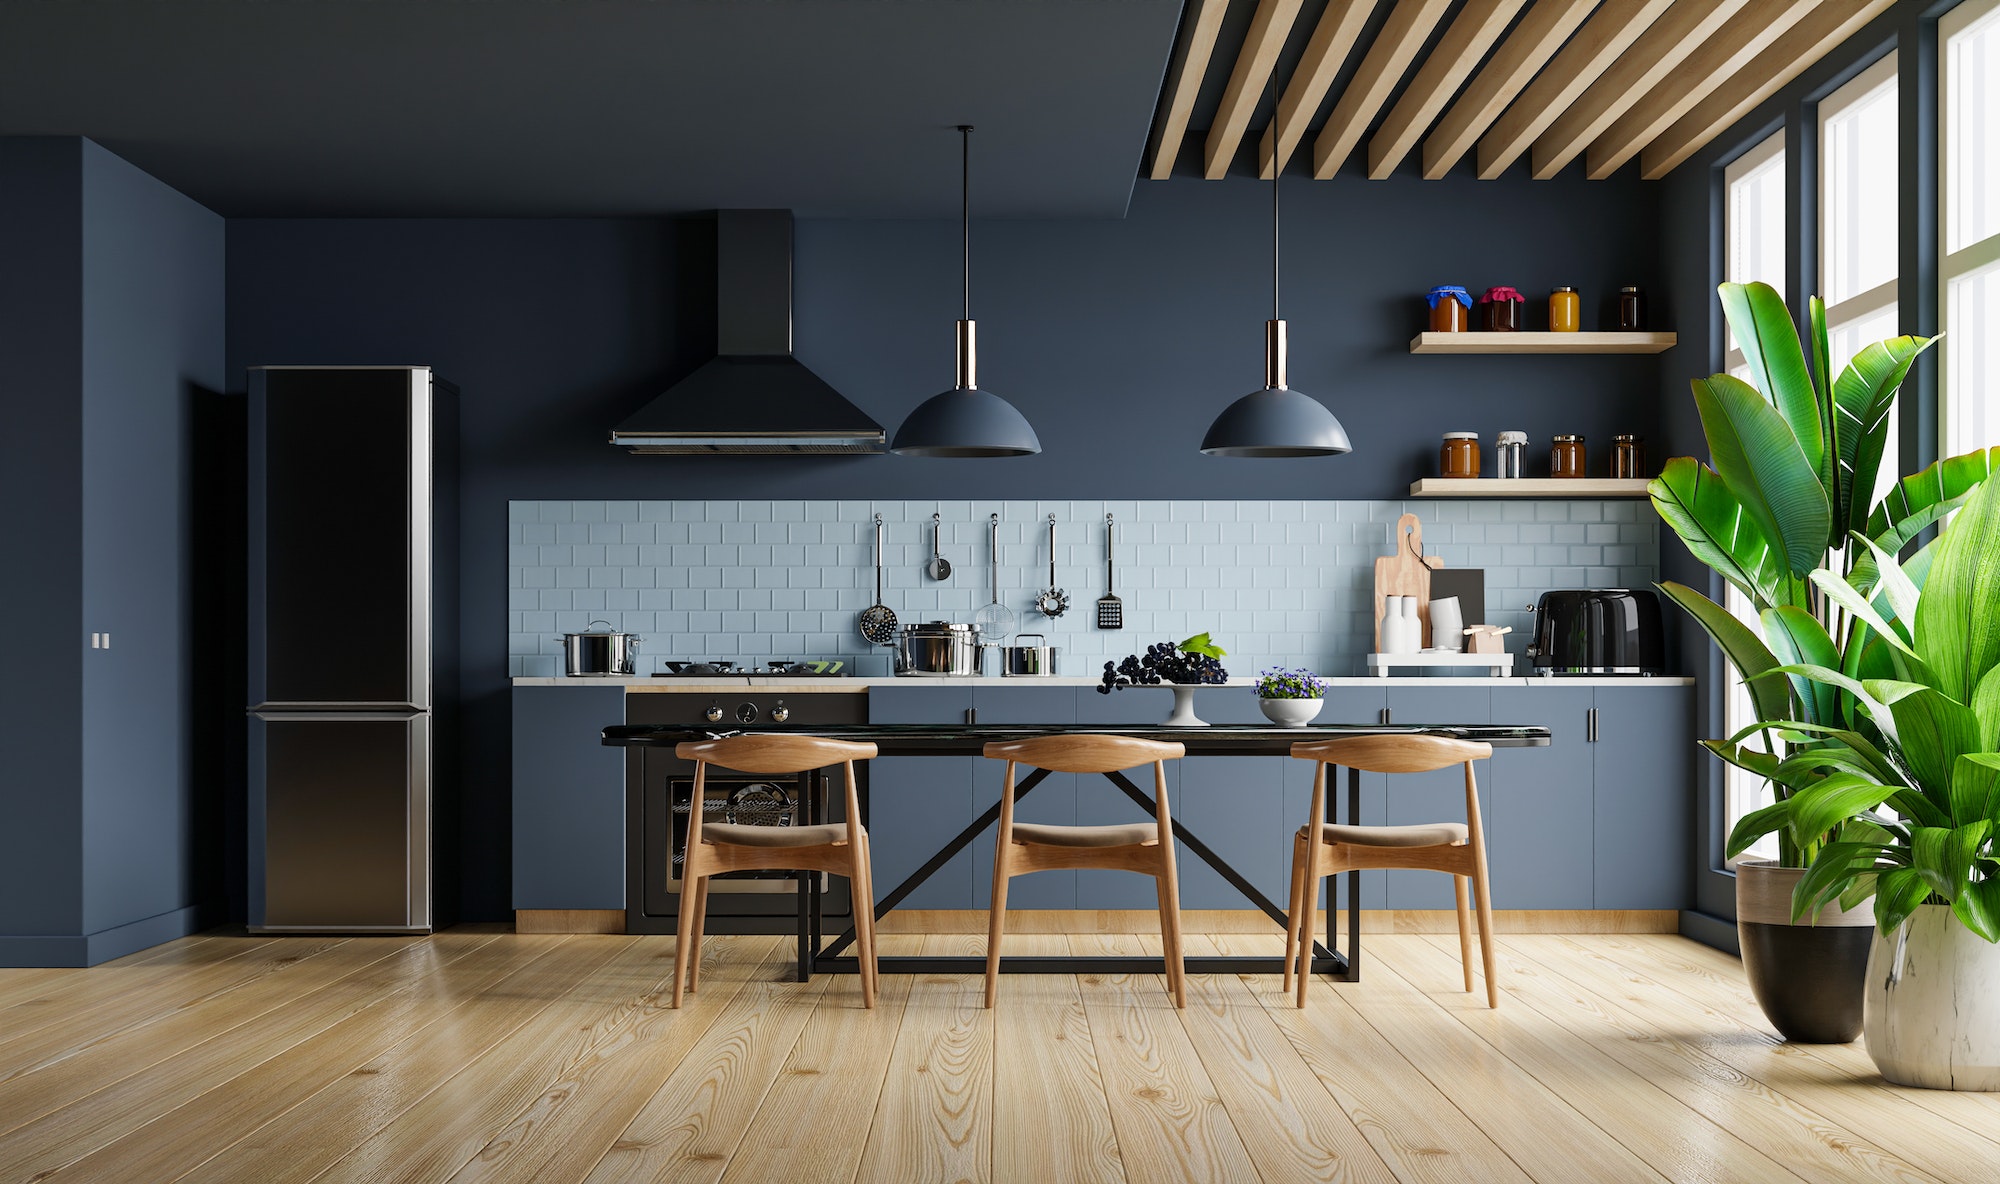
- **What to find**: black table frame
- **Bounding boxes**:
[606,723,1547,984]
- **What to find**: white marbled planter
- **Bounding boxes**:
[1865,905,2000,1090]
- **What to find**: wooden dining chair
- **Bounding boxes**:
[980,734,1188,1009]
[672,734,880,1008]
[1283,734,1498,1008]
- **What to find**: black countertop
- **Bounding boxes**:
[602,722,1550,753]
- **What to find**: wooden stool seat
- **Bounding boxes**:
[701,821,859,849]
[981,733,1188,1009]
[670,734,880,1009]
[1309,821,1468,848]
[1012,821,1159,848]
[1285,733,1498,1009]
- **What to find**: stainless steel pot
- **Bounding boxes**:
[998,633,1060,678]
[894,620,980,677]
[560,620,641,676]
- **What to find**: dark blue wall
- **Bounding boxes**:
[228,171,1663,919]
[0,139,86,945]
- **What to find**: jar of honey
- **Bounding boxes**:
[1551,434,1586,478]
[1549,286,1580,332]
[1426,286,1472,332]
[1440,432,1481,478]
[1618,287,1647,331]
[1478,286,1525,332]
[1613,434,1646,478]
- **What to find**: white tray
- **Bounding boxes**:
[1365,652,1515,678]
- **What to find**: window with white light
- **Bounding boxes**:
[1944,0,2000,460]
[1821,53,1901,508]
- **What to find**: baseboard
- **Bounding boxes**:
[1678,909,1741,955]
[876,908,1680,935]
[0,904,206,968]
[514,908,626,934]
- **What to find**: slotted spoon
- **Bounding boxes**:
[1035,513,1069,618]
[858,513,897,645]
[973,513,1015,641]
[1097,513,1123,629]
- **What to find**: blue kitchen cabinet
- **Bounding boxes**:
[866,687,977,908]
[1593,683,1694,909]
[511,686,627,910]
[1489,686,1595,909]
[972,686,1077,909]
[1382,688,1493,908]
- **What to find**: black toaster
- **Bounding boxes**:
[1525,589,1665,675]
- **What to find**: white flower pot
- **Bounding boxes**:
[1258,697,1323,727]
[1864,905,2000,1090]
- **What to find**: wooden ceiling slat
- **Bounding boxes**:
[1474,0,1671,179]
[1527,0,1745,180]
[1148,0,1230,180]
[1640,0,1898,180]
[1367,0,1526,179]
[1311,0,1457,179]
[1422,0,1599,180]
[1260,0,1379,178]
[1586,0,1819,179]
[1203,0,1308,180]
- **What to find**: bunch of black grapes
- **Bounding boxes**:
[1098,641,1229,693]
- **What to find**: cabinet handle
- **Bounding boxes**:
[1587,707,1598,742]
[966,707,977,725]
[1380,707,1391,725]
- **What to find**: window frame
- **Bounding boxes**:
[1941,0,2000,460]
[1723,130,1788,373]
[1817,51,1901,331]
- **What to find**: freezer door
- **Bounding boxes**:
[251,711,431,932]
[249,367,432,709]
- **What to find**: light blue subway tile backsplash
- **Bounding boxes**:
[507,500,1660,678]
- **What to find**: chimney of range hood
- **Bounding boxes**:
[609,209,885,454]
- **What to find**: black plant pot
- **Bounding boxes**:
[1737,860,1873,1043]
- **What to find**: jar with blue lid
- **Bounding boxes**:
[1426,285,1472,332]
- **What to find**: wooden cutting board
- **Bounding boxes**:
[1374,513,1433,650]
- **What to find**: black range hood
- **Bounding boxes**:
[610,209,884,454]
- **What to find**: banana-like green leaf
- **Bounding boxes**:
[1726,800,1795,860]
[1771,663,1899,743]
[1775,745,1901,788]
[1659,581,1793,725]
[1835,335,1934,538]
[1868,680,1983,803]
[1975,666,2000,752]
[1719,281,1823,475]
[1912,822,1988,901]
[1795,840,1894,917]
[1850,532,1922,636]
[1761,606,1841,726]
[1738,719,1900,780]
[1952,754,2000,831]
[1840,871,1880,912]
[1787,772,1901,849]
[1701,738,1782,782]
[1875,866,1936,933]
[1914,472,2000,705]
[1811,297,1836,503]
[1649,459,1794,609]
[1813,569,1916,655]
[1864,445,2000,548]
[1692,374,1832,577]
[1954,877,2000,942]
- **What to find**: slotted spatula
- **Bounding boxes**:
[1097,513,1123,629]
[973,513,1015,641]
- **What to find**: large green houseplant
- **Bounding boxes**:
[1649,280,1997,1041]
[1718,474,2000,1087]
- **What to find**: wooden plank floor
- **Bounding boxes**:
[5,926,2000,1182]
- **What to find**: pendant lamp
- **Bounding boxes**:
[1199,110,1351,458]
[891,126,1041,457]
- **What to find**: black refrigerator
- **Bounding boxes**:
[247,367,458,933]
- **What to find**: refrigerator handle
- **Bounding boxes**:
[251,705,427,721]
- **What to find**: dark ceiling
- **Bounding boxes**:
[0,0,1184,218]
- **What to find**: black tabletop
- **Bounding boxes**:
[602,722,1550,753]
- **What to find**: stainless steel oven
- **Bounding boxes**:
[625,689,868,935]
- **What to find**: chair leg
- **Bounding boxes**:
[1295,848,1320,1010]
[686,876,711,994]
[1282,833,1307,994]
[1453,873,1475,994]
[852,841,877,1009]
[672,866,701,1009]
[1158,859,1186,1010]
[984,843,1012,1009]
[1472,849,1499,1009]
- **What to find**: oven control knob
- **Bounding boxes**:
[703,702,724,723]
[736,701,759,724]
[770,700,790,723]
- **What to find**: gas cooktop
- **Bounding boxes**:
[651,660,849,678]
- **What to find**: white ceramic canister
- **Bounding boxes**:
[1429,596,1463,651]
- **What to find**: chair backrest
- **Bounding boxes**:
[675,734,878,774]
[1290,733,1491,774]
[982,734,1185,774]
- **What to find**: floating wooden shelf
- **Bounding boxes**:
[1409,478,1653,497]
[1408,331,1678,354]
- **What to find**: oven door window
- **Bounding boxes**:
[671,778,802,885]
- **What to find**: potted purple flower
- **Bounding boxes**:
[1257,667,1325,727]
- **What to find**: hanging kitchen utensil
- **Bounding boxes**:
[1034,513,1069,618]
[926,512,952,581]
[1096,512,1123,629]
[973,513,1015,641]
[858,513,897,645]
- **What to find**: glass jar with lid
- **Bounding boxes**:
[1478,286,1525,332]
[1495,431,1527,478]
[1551,434,1587,478]
[1440,432,1481,478]
[1426,286,1472,332]
[1612,434,1646,478]
[1548,286,1580,332]
[1617,287,1647,331]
